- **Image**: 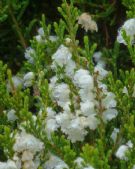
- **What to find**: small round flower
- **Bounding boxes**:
[78,13,98,32]
[7,109,18,121]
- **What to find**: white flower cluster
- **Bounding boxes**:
[51,45,76,78]
[24,27,58,64]
[12,131,44,169]
[7,71,35,91]
[44,154,69,169]
[24,47,35,64]
[45,44,118,143]
[0,160,17,169]
[36,27,58,43]
[117,18,135,45]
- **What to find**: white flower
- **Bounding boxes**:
[132,165,135,169]
[102,109,118,122]
[13,131,44,153]
[79,88,94,102]
[7,76,23,92]
[93,51,105,68]
[24,47,35,63]
[52,45,72,68]
[94,64,108,79]
[98,83,108,93]
[111,128,119,142]
[38,27,44,36]
[74,157,95,169]
[35,35,43,43]
[65,38,72,45]
[49,76,58,90]
[74,157,84,168]
[86,114,99,130]
[78,13,98,32]
[51,83,70,108]
[56,113,88,142]
[49,35,58,42]
[116,145,129,160]
[74,69,93,89]
[56,112,73,131]
[78,115,99,130]
[7,109,18,121]
[24,72,35,81]
[122,86,128,95]
[46,107,56,118]
[93,51,102,63]
[65,59,76,78]
[116,140,133,160]
[117,18,135,45]
[80,101,95,116]
[102,92,116,109]
[127,140,133,148]
[45,154,69,169]
[64,117,88,142]
[37,27,58,42]
[0,160,17,169]
[23,72,35,87]
[13,154,21,169]
[46,118,59,135]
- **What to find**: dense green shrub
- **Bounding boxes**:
[0,0,135,169]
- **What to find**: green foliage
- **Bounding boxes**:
[122,0,135,18]
[0,126,15,160]
[81,141,111,169]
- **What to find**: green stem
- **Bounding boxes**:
[8,7,27,49]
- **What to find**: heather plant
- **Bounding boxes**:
[0,0,135,169]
